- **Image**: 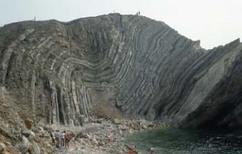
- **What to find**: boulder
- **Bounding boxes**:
[0,142,6,153]
[24,119,33,130]
[15,136,30,153]
[113,119,122,125]
[22,130,35,141]
[29,141,41,154]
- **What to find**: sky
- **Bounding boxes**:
[0,0,242,49]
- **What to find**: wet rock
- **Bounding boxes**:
[208,144,213,148]
[148,147,156,153]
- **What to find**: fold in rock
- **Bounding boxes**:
[0,14,242,129]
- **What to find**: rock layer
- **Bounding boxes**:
[0,13,242,128]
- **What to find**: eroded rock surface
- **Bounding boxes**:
[0,13,242,128]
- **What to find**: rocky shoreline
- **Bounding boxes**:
[55,118,167,154]
[0,105,167,154]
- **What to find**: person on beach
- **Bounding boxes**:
[61,131,66,147]
[49,130,55,144]
[65,131,75,148]
[54,130,60,148]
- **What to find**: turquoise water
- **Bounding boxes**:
[125,128,242,154]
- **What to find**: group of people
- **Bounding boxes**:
[54,130,66,148]
[50,130,74,149]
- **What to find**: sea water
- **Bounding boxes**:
[125,128,242,154]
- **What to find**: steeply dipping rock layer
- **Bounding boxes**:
[0,14,242,128]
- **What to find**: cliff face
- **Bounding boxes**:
[0,14,242,128]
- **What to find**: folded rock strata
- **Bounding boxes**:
[0,13,242,128]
